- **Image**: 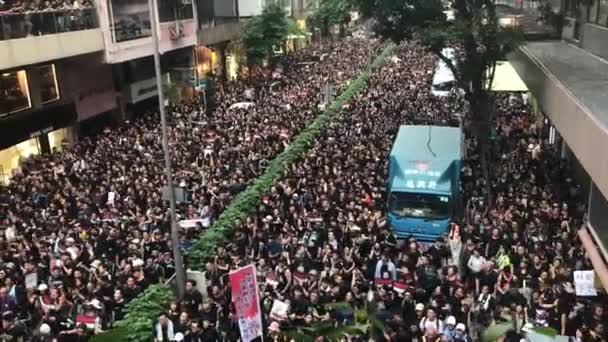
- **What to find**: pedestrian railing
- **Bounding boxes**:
[0,8,98,41]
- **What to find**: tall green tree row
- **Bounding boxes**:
[356,0,523,205]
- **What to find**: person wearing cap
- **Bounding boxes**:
[443,315,457,339]
[33,323,53,342]
[453,323,470,342]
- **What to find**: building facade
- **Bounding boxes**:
[0,0,200,183]
[509,0,608,289]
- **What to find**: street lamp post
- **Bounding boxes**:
[148,0,186,299]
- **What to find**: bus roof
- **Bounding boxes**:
[389,125,462,193]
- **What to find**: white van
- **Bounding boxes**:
[431,48,457,97]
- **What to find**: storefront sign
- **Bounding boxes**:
[129,74,169,104]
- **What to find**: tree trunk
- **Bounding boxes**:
[470,91,494,209]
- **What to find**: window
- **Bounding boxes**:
[589,0,599,23]
[389,192,451,220]
[158,0,194,22]
[110,0,152,42]
[197,0,214,27]
[599,0,608,26]
[0,137,41,184]
[48,128,68,152]
[38,65,60,104]
[0,70,31,116]
[565,0,580,17]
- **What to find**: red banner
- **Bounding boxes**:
[229,264,263,342]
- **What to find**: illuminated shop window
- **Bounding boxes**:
[0,70,32,116]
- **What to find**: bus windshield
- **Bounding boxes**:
[389,192,450,220]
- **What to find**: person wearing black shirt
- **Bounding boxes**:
[186,320,204,342]
[199,300,217,325]
[201,320,221,342]
[1,311,26,342]
[290,287,309,324]
[183,280,203,315]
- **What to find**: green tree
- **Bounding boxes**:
[241,2,290,66]
[283,302,384,341]
[356,0,523,206]
[308,0,354,37]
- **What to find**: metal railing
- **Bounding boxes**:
[0,8,98,41]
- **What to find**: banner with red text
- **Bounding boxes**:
[229,264,263,342]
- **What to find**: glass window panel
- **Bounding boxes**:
[589,0,599,23]
[110,0,152,42]
[0,137,41,184]
[158,0,193,22]
[48,128,68,152]
[38,64,60,104]
[0,70,32,116]
[599,0,608,26]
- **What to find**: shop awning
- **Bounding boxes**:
[489,61,529,92]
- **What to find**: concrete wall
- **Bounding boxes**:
[198,21,242,46]
[0,29,104,70]
[102,19,197,64]
[581,23,608,61]
[509,47,608,203]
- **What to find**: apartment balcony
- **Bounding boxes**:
[0,8,104,70]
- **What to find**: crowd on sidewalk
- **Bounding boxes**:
[0,37,380,341]
[154,42,602,342]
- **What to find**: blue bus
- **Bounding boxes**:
[387,125,463,241]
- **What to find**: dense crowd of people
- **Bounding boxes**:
[0,0,94,39]
[0,30,603,342]
[154,41,601,342]
[0,0,92,14]
[0,37,380,341]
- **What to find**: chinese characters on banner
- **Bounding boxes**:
[229,265,263,342]
[574,270,597,296]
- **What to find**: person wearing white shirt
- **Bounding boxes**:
[419,307,444,334]
[467,249,486,274]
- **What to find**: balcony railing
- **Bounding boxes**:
[0,8,98,41]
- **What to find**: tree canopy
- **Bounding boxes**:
[307,0,354,36]
[241,2,289,65]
